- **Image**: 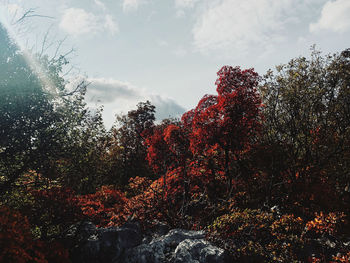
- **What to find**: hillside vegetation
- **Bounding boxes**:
[1,24,350,262]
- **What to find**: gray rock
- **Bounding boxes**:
[121,242,166,263]
[121,229,220,263]
[70,222,142,263]
[69,222,226,263]
[174,239,225,263]
[155,229,206,247]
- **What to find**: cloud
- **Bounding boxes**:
[192,0,322,55]
[175,0,200,9]
[59,8,118,36]
[6,3,24,17]
[86,78,140,103]
[0,3,26,24]
[150,95,186,120]
[310,0,350,33]
[94,0,106,10]
[104,15,118,35]
[174,0,199,17]
[123,0,145,12]
[84,77,186,124]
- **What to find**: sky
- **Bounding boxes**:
[1,0,350,128]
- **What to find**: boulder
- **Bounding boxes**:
[173,239,225,263]
[121,229,224,263]
[70,221,142,263]
[68,222,227,263]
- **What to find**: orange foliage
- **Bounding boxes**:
[306,212,346,236]
[332,251,350,263]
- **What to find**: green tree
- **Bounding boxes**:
[0,23,62,194]
[106,101,156,186]
[0,23,107,196]
[258,47,350,212]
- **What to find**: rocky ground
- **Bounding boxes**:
[64,221,229,263]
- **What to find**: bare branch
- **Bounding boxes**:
[62,80,91,97]
[14,8,54,24]
[53,36,68,60]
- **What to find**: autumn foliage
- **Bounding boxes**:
[0,206,70,263]
[77,185,129,227]
[1,49,350,262]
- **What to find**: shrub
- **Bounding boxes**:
[208,209,305,262]
[77,185,129,227]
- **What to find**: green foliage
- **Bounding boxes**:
[0,23,108,195]
[0,23,62,194]
[258,47,350,213]
[105,101,156,186]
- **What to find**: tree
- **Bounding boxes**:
[0,23,62,195]
[189,66,262,196]
[106,101,156,186]
[259,47,350,212]
[0,22,107,196]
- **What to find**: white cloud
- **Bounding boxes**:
[84,77,186,125]
[60,8,98,35]
[59,8,118,36]
[86,78,140,103]
[174,0,200,17]
[6,3,23,17]
[104,14,119,35]
[192,0,322,55]
[123,0,145,12]
[310,0,350,33]
[150,95,186,120]
[0,3,25,24]
[175,0,200,9]
[94,0,106,10]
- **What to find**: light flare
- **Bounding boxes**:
[0,3,57,94]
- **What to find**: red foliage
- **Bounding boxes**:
[26,187,82,239]
[215,66,260,96]
[0,206,39,263]
[140,65,263,226]
[0,206,70,263]
[77,186,129,227]
[144,125,173,174]
[188,66,261,163]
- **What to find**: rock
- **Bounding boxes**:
[121,229,222,263]
[68,222,226,263]
[158,229,206,246]
[121,242,166,263]
[97,226,142,262]
[153,222,171,237]
[173,239,225,263]
[70,221,142,263]
[76,239,100,263]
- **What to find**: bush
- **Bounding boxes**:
[208,209,305,262]
[77,185,129,227]
[0,206,70,263]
